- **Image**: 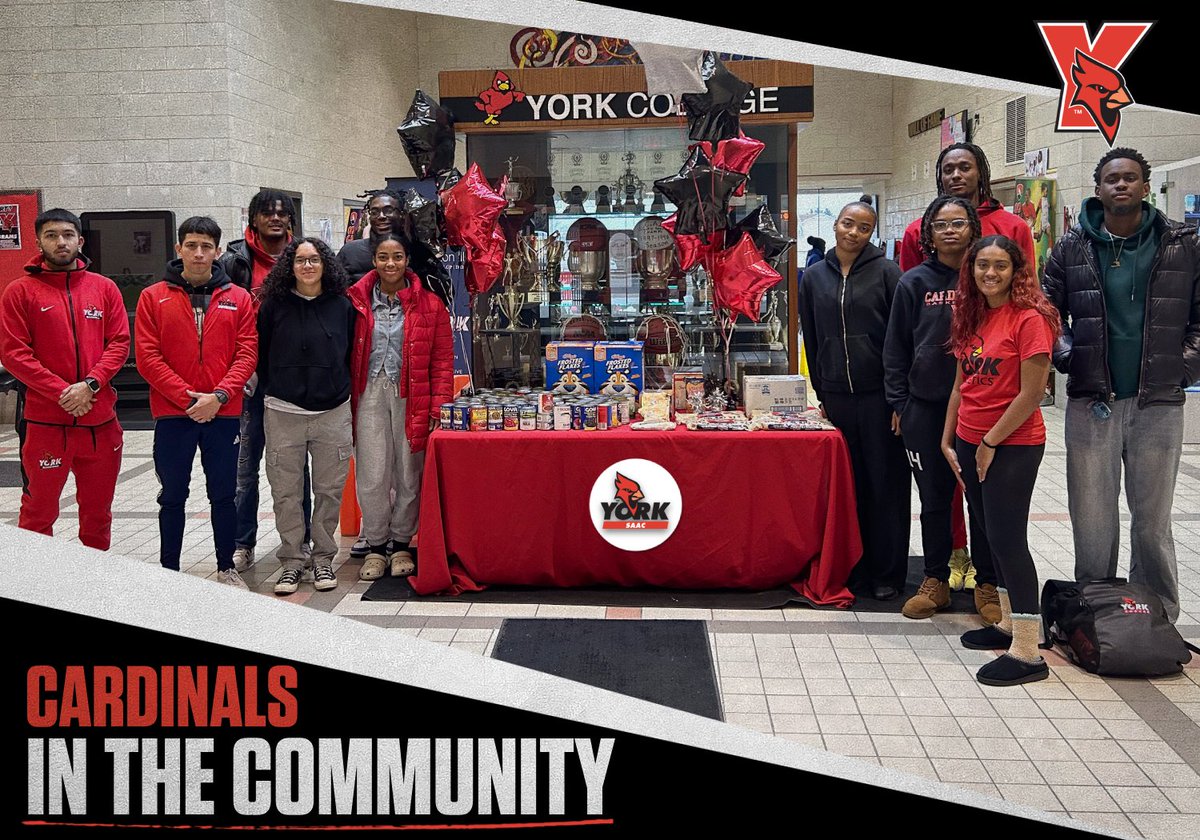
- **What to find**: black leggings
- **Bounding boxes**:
[955,437,1044,614]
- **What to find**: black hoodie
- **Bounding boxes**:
[798,242,902,398]
[883,258,960,414]
[164,257,232,342]
[257,290,357,412]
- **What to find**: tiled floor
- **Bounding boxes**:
[3,403,1199,839]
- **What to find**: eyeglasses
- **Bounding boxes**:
[931,219,971,232]
[367,206,400,217]
[293,256,323,267]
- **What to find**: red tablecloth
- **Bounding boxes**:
[411,425,862,607]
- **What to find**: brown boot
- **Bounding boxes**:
[975,582,1002,626]
[902,577,951,620]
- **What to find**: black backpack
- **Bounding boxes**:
[1040,579,1196,677]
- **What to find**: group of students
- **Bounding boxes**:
[800,143,1199,687]
[0,189,453,595]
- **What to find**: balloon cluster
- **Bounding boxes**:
[395,90,508,299]
[654,59,794,323]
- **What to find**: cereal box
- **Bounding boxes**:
[593,341,643,402]
[544,342,595,395]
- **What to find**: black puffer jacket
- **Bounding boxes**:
[798,243,902,398]
[217,239,253,291]
[1043,208,1200,407]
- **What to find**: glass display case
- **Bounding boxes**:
[466,125,794,393]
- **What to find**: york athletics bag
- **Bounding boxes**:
[1040,579,1195,677]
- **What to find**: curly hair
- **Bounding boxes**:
[260,237,348,302]
[1093,147,1151,183]
[935,143,993,204]
[950,235,1060,357]
[919,196,981,259]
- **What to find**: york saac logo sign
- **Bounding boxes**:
[1038,21,1153,146]
[589,458,682,551]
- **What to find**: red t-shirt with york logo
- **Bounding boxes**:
[956,303,1054,446]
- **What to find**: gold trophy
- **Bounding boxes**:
[503,156,524,215]
[765,290,784,350]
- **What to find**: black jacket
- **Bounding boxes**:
[798,243,902,398]
[1042,208,1200,407]
[257,291,357,412]
[883,258,959,414]
[336,238,375,284]
[217,239,253,291]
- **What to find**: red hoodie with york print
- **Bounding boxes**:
[0,254,130,426]
[898,198,1037,272]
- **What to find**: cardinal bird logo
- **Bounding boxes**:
[613,472,644,516]
[1039,22,1152,147]
[1069,51,1133,145]
[475,70,526,125]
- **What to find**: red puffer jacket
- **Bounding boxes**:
[348,269,453,453]
[0,254,130,426]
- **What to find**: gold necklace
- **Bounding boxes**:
[1106,231,1127,268]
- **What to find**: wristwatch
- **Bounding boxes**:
[84,377,101,394]
[213,389,230,405]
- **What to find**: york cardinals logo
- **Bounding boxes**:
[475,71,525,125]
[1039,22,1152,146]
[1120,597,1151,615]
[613,472,644,516]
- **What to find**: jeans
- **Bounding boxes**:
[235,389,310,548]
[154,416,239,571]
[1065,397,1183,622]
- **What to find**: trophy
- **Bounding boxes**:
[566,218,609,293]
[632,216,676,297]
[498,284,527,331]
[614,152,645,214]
[508,231,563,304]
[595,185,613,215]
[764,290,784,350]
[560,185,588,214]
[503,156,524,215]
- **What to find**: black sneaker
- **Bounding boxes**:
[350,538,370,558]
[976,654,1049,687]
[274,568,302,596]
[960,625,1013,650]
[313,565,338,592]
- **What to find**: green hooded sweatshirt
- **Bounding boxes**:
[1079,196,1159,400]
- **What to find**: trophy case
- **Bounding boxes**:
[466,125,794,390]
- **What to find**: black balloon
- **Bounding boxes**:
[727,203,794,270]
[404,188,444,259]
[436,167,463,193]
[653,147,746,243]
[408,240,453,307]
[396,90,456,180]
[681,58,753,143]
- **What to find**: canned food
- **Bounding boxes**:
[583,405,598,431]
[452,404,470,431]
[596,403,609,431]
[487,405,503,431]
[469,403,487,431]
[538,392,554,413]
[503,405,520,431]
[536,412,552,430]
[571,404,584,430]
[519,406,536,431]
[440,403,453,430]
[553,404,572,431]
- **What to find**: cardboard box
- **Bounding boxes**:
[593,341,644,401]
[672,371,706,417]
[742,375,807,418]
[544,342,595,395]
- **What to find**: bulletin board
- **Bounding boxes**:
[0,190,43,287]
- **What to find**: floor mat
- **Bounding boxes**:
[0,461,23,487]
[491,618,722,720]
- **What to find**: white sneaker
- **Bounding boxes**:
[274,568,302,595]
[233,546,255,572]
[313,565,338,592]
[217,568,250,591]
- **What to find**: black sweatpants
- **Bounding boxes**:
[823,389,911,591]
[902,397,995,584]
[955,437,1044,614]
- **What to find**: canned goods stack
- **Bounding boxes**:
[439,389,639,432]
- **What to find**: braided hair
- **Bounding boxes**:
[248,188,297,229]
[935,143,993,204]
[918,196,981,259]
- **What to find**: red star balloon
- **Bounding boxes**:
[441,162,507,253]
[466,226,506,298]
[694,133,765,197]
[711,232,781,322]
[662,213,723,271]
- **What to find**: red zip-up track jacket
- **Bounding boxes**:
[134,264,257,418]
[0,255,130,426]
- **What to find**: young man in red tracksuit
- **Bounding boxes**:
[135,217,257,589]
[0,208,130,549]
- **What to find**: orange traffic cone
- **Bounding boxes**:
[340,457,362,536]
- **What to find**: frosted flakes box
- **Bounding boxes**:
[593,341,644,401]
[544,342,595,395]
